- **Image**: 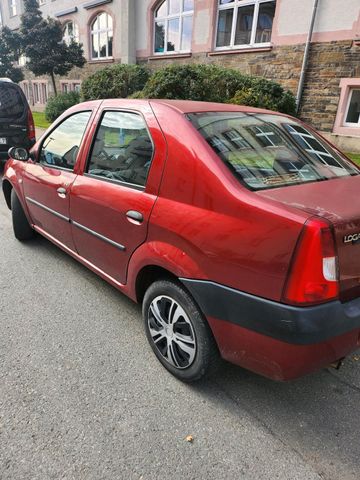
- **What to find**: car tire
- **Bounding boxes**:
[11,190,34,241]
[143,279,219,382]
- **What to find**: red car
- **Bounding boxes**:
[3,99,360,382]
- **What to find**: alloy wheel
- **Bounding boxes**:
[147,295,197,369]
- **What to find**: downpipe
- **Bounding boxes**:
[296,0,320,113]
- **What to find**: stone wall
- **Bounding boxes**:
[300,41,360,132]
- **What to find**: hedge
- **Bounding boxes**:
[137,64,296,115]
[45,91,80,122]
[81,64,150,101]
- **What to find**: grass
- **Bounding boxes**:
[32,111,51,130]
[346,153,360,166]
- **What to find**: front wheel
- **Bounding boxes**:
[143,279,218,382]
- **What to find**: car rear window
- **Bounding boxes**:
[187,112,359,190]
[0,84,26,120]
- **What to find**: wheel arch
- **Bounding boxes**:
[135,265,180,303]
[127,240,207,303]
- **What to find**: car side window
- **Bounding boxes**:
[87,111,154,187]
[39,111,91,170]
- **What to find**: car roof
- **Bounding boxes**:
[72,99,280,116]
[149,99,275,115]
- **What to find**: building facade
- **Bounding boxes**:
[1,0,360,151]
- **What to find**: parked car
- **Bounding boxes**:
[0,78,35,169]
[3,99,360,382]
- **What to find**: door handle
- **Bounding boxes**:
[57,187,67,198]
[126,210,144,224]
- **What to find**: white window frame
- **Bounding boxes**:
[39,0,46,5]
[344,88,360,128]
[63,21,80,45]
[90,12,113,61]
[153,0,194,55]
[9,0,17,17]
[215,0,275,51]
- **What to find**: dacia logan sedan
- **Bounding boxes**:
[3,99,360,382]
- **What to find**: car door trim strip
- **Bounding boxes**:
[26,196,70,222]
[72,220,126,251]
[26,196,126,252]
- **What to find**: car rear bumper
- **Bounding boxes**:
[180,278,360,380]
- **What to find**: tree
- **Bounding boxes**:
[20,0,86,95]
[0,27,23,83]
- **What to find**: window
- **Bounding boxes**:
[61,81,82,94]
[39,0,46,5]
[91,12,113,60]
[18,54,27,67]
[40,112,91,170]
[154,0,194,54]
[216,0,275,49]
[188,112,358,191]
[63,21,79,45]
[9,0,17,17]
[32,81,48,105]
[87,111,154,187]
[345,89,360,126]
[0,84,26,119]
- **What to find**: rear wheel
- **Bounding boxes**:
[143,279,218,382]
[11,190,34,241]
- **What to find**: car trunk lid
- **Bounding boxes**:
[258,174,360,302]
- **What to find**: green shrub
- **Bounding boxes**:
[45,91,80,122]
[139,63,296,115]
[81,64,150,101]
[229,77,296,115]
[140,64,243,102]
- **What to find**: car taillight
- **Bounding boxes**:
[27,110,36,143]
[282,218,339,306]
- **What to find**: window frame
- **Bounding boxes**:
[38,110,93,173]
[9,0,17,17]
[90,12,114,61]
[63,20,80,45]
[153,0,194,55]
[31,80,48,105]
[84,108,155,192]
[344,88,360,128]
[215,0,275,51]
[60,80,82,94]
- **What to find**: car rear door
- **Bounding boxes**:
[70,101,167,285]
[22,109,94,250]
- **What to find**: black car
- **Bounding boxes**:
[0,79,35,168]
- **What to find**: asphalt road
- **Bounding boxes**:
[1,179,360,480]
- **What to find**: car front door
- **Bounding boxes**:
[70,104,166,285]
[22,110,93,250]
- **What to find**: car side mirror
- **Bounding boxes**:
[8,147,30,162]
